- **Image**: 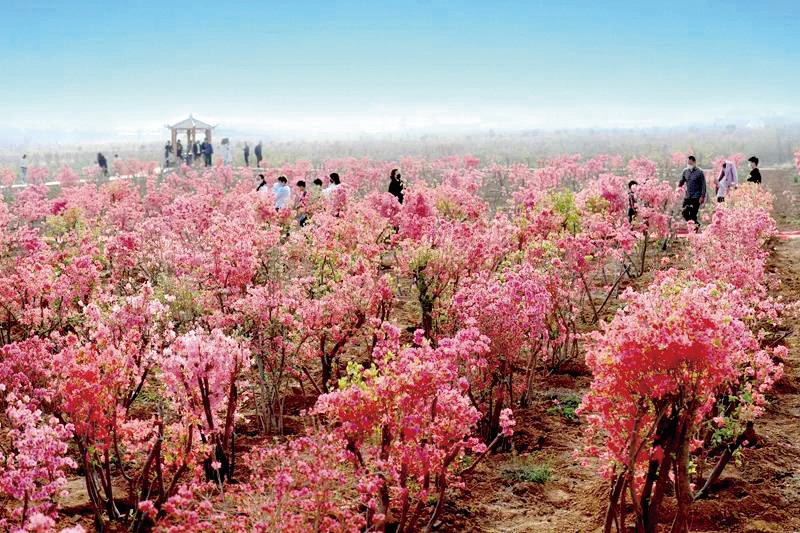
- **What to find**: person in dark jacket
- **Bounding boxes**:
[627,180,638,223]
[201,140,213,166]
[97,152,108,177]
[254,141,263,167]
[97,152,108,176]
[244,143,250,167]
[678,155,706,229]
[388,168,404,204]
[192,141,200,163]
[747,156,762,184]
[176,140,183,162]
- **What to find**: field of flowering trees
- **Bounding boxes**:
[0,152,796,533]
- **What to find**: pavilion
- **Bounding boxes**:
[166,115,215,149]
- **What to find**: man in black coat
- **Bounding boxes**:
[678,155,706,229]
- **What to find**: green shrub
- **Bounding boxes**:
[545,394,580,421]
[500,461,551,484]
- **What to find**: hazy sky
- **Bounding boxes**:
[2,0,800,137]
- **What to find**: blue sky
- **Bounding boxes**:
[2,0,799,136]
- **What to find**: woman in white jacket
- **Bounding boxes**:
[716,160,737,203]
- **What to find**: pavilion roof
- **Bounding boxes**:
[168,116,214,130]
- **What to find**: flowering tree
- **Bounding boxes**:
[162,329,248,482]
[579,276,782,533]
[452,264,551,439]
[310,324,515,532]
[580,184,784,533]
[0,395,76,530]
[0,336,81,531]
[395,185,514,339]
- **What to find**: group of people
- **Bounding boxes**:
[17,152,118,184]
[164,140,215,167]
[255,172,339,225]
[14,148,764,233]
[243,142,264,167]
[627,155,763,228]
[254,168,405,225]
[164,139,269,169]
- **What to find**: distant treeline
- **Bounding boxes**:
[2,120,799,169]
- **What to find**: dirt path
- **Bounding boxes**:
[442,237,800,533]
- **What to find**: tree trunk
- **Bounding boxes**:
[695,422,757,500]
[604,473,626,533]
[670,418,692,533]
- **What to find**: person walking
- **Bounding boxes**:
[176,140,184,162]
[243,142,250,167]
[388,168,404,203]
[715,160,738,202]
[627,180,638,223]
[272,176,292,210]
[254,141,263,167]
[192,141,200,164]
[97,152,109,177]
[678,155,706,229]
[164,141,172,167]
[746,156,762,184]
[19,154,29,183]
[202,140,213,167]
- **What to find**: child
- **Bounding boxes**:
[747,156,762,184]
